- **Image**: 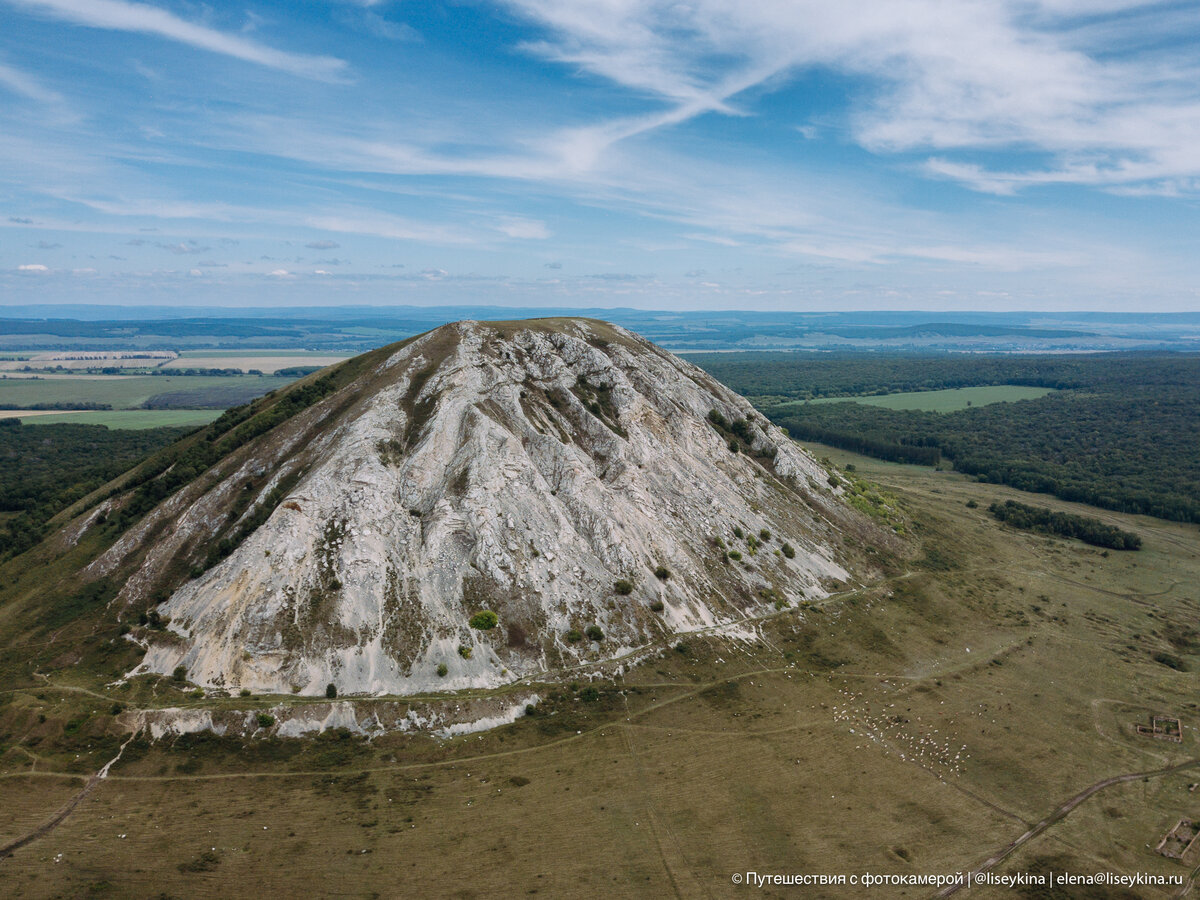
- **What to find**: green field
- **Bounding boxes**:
[0,374,293,410]
[783,384,1056,412]
[12,410,222,429]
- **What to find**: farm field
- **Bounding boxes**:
[0,375,293,410]
[165,351,348,373]
[0,352,177,372]
[2,447,1198,898]
[781,384,1057,412]
[0,373,141,380]
[174,349,348,358]
[8,409,221,429]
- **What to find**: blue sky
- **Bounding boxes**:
[2,0,1200,311]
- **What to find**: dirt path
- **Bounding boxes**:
[0,668,782,789]
[0,673,115,702]
[0,730,139,863]
[1176,860,1200,898]
[1036,571,1181,609]
[1089,698,1175,766]
[934,758,1200,898]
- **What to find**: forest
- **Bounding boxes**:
[693,351,1194,402]
[690,352,1200,524]
[0,420,189,558]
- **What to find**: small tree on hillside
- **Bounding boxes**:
[469,610,499,630]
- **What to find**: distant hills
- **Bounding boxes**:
[1,305,1197,352]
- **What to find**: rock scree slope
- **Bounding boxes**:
[99,318,876,695]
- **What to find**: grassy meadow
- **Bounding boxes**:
[10,410,222,429]
[0,375,294,411]
[2,447,1197,898]
[781,384,1057,412]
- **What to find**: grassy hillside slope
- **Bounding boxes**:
[2,447,1197,898]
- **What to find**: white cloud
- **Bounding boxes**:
[0,59,62,103]
[63,195,244,220]
[684,232,741,247]
[17,263,48,271]
[47,191,478,246]
[498,0,1200,194]
[495,217,550,239]
[219,115,560,180]
[302,211,475,244]
[334,6,420,42]
[207,1,1200,199]
[156,240,210,254]
[3,0,1191,305]
[5,0,347,81]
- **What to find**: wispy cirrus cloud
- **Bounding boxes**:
[2,0,1198,311]
[186,1,1200,199]
[494,217,550,239]
[155,239,210,254]
[301,211,476,244]
[333,4,420,42]
[499,0,1200,195]
[0,59,62,103]
[4,0,348,80]
[45,190,478,246]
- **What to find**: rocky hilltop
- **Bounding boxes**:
[88,319,878,695]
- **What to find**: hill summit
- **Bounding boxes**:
[90,319,868,695]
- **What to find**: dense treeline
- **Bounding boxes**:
[689,353,1200,525]
[775,422,942,466]
[146,368,259,377]
[988,500,1142,550]
[274,366,325,378]
[143,383,284,409]
[15,366,254,376]
[0,420,189,557]
[768,388,1199,523]
[690,352,1187,402]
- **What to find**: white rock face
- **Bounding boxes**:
[126,319,855,695]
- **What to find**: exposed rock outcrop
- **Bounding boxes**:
[114,318,875,695]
